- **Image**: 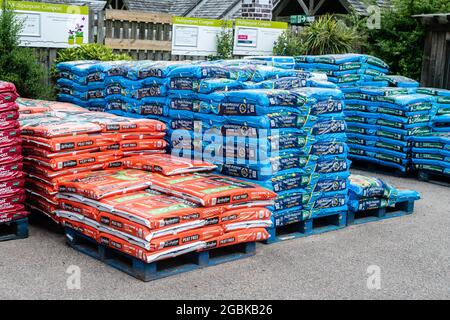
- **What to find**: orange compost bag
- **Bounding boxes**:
[122,154,216,176]
[57,169,155,200]
[149,173,277,207]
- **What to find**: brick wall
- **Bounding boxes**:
[241,0,273,21]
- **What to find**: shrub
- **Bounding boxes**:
[208,23,233,61]
[0,2,52,99]
[55,43,132,64]
[273,29,303,56]
[366,0,450,80]
[301,14,359,55]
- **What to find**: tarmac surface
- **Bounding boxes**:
[1,169,449,300]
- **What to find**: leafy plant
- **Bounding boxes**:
[55,43,132,64]
[209,22,233,61]
[300,14,359,55]
[366,0,450,80]
[273,29,303,56]
[0,2,52,99]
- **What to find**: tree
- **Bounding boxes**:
[0,1,51,99]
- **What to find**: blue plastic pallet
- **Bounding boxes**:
[65,227,256,282]
[0,218,29,242]
[263,211,347,244]
[417,170,450,187]
[347,198,415,226]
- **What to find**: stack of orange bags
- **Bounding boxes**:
[55,154,275,263]
[17,99,167,222]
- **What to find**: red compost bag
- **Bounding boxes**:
[0,200,25,213]
[23,146,100,159]
[0,162,24,181]
[149,173,277,207]
[27,194,58,216]
[95,229,204,263]
[25,151,123,170]
[26,178,59,196]
[21,118,102,138]
[0,102,18,112]
[57,169,154,200]
[201,228,270,251]
[0,145,22,165]
[24,161,104,179]
[21,134,117,152]
[0,109,19,122]
[0,128,21,147]
[0,178,25,197]
[61,218,99,239]
[0,81,18,104]
[26,188,59,206]
[123,154,217,176]
[0,210,28,224]
[105,139,167,152]
[0,119,19,131]
[17,98,86,114]
[77,112,166,133]
[118,132,166,140]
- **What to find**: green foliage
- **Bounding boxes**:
[273,29,303,56]
[55,43,132,64]
[273,14,361,56]
[209,23,233,61]
[0,2,52,99]
[301,14,359,55]
[366,0,450,80]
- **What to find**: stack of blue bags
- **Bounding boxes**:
[294,54,391,90]
[163,60,350,227]
[416,87,450,132]
[56,60,131,110]
[410,132,450,177]
[344,87,436,172]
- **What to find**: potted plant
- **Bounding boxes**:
[68,30,74,45]
[75,22,84,45]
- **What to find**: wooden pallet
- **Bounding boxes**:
[65,227,257,282]
[263,211,347,244]
[347,198,415,226]
[0,218,29,242]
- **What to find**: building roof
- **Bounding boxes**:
[122,0,170,13]
[29,0,106,12]
[106,0,393,18]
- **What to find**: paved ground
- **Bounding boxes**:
[1,169,449,300]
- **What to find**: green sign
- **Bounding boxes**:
[290,15,315,25]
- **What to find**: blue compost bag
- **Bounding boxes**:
[302,117,347,138]
[359,87,411,97]
[217,152,318,180]
[126,61,186,80]
[348,143,408,160]
[373,75,420,88]
[344,110,432,128]
[109,96,169,116]
[295,54,389,70]
[57,78,105,91]
[56,60,99,73]
[412,147,450,162]
[416,87,450,97]
[239,170,316,193]
[250,66,298,82]
[244,56,296,69]
[346,122,432,140]
[169,91,225,114]
[57,86,106,101]
[349,150,410,172]
[224,89,312,107]
[196,78,243,94]
[347,133,409,152]
[167,64,233,79]
[411,132,450,150]
[348,174,398,199]
[412,162,450,175]
[224,112,318,129]
[259,77,307,90]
